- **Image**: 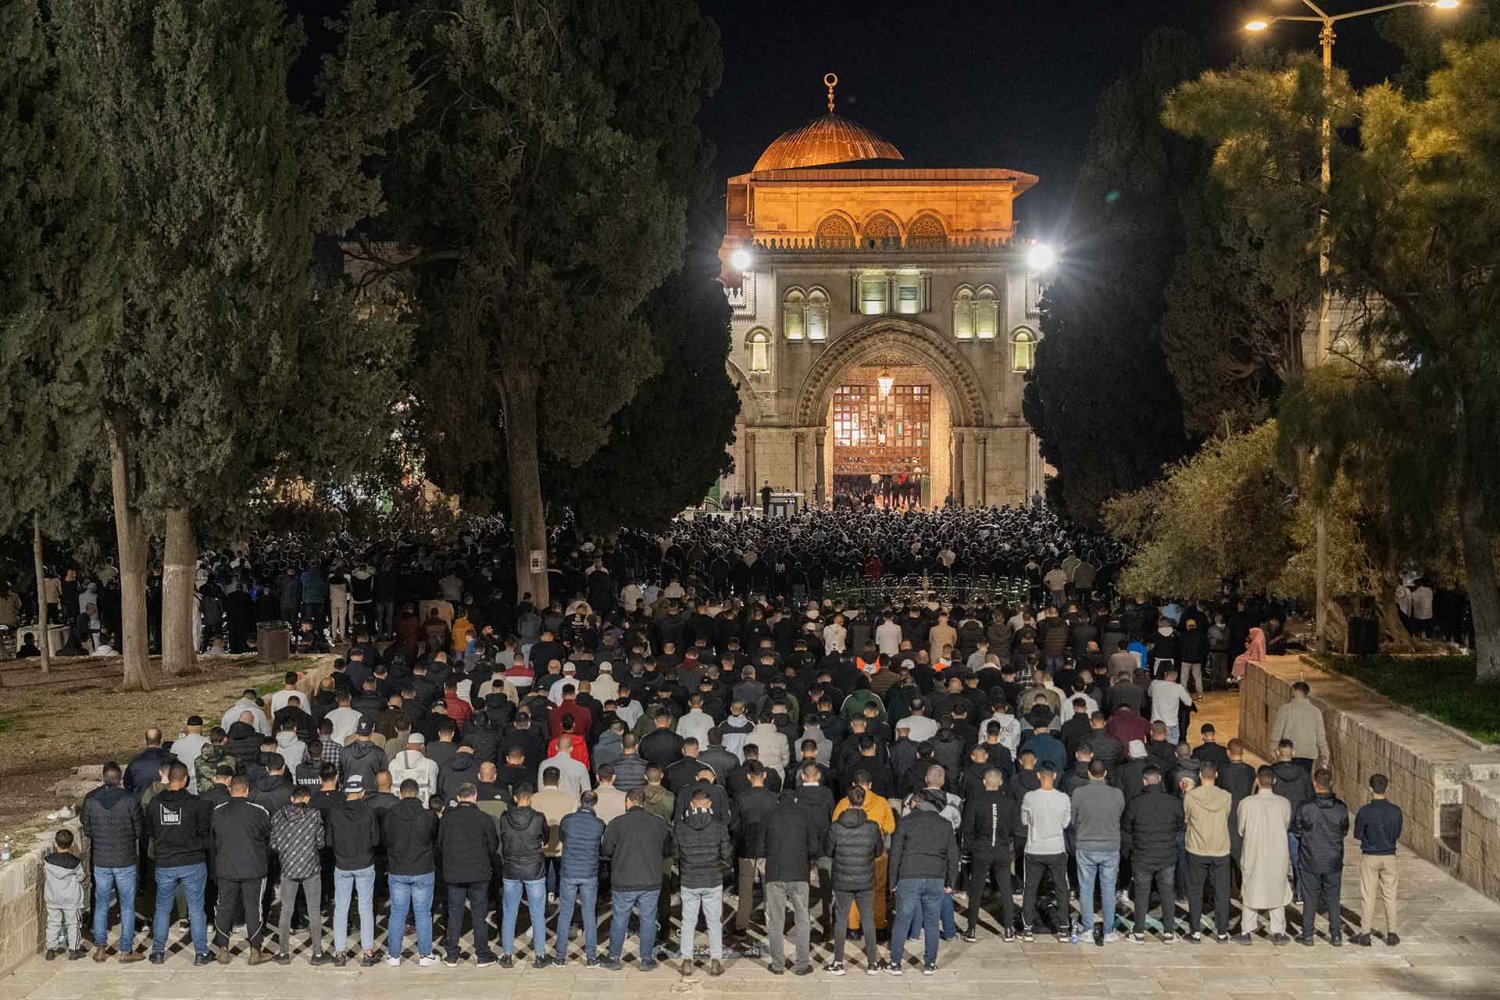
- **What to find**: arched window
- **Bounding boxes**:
[907,214,948,249]
[975,285,999,339]
[953,286,975,339]
[783,289,806,340]
[862,213,901,250]
[806,288,829,340]
[1011,326,1037,372]
[746,328,771,373]
[815,215,855,249]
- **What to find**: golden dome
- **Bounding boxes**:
[751,73,903,172]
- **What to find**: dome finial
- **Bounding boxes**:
[824,72,838,114]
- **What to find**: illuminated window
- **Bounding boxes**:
[746,328,771,373]
[953,286,974,339]
[807,288,829,340]
[860,277,887,316]
[816,215,855,249]
[1011,327,1036,372]
[896,275,922,315]
[975,286,999,339]
[907,214,948,249]
[783,289,805,340]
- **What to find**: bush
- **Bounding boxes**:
[1318,654,1500,744]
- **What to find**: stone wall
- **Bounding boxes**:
[0,818,85,978]
[1239,657,1500,901]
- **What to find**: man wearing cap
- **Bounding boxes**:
[389,733,439,801]
[327,774,381,966]
[339,717,387,791]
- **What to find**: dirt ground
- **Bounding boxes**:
[0,656,300,844]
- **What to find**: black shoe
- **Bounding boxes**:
[923,962,936,976]
[1299,937,1315,947]
[1185,933,1202,944]
[533,956,550,969]
[1354,933,1372,947]
[1215,933,1230,943]
[272,952,291,965]
[1331,937,1343,948]
[585,957,600,968]
[333,954,348,967]
[794,966,814,976]
[67,948,88,961]
[310,953,335,966]
[1002,929,1016,942]
[45,949,58,962]
[147,952,164,965]
[961,928,977,943]
[476,955,497,969]
[1233,934,1253,946]
[600,957,623,971]
[194,953,215,966]
[359,952,378,967]
[1386,934,1400,946]
[1272,934,1290,946]
[769,962,785,975]
[825,962,846,976]
[1020,928,1035,943]
[640,960,659,972]
[499,954,514,969]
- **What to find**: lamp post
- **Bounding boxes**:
[1245,0,1460,652]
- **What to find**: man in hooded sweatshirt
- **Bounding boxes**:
[389,732,439,801]
[381,778,439,965]
[1183,761,1233,942]
[340,717,388,790]
[673,787,733,976]
[499,783,550,967]
[326,775,381,966]
[145,762,214,965]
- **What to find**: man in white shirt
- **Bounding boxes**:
[1020,764,1073,940]
[324,692,364,747]
[388,733,439,800]
[221,691,270,735]
[591,662,620,703]
[676,695,715,746]
[987,704,1023,753]
[1147,666,1193,745]
[822,614,847,654]
[268,671,303,716]
[613,686,644,730]
[539,735,591,798]
[171,716,210,772]
[548,663,582,705]
[875,614,903,659]
[896,699,939,744]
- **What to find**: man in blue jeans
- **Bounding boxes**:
[498,784,550,968]
[381,779,439,966]
[887,791,961,975]
[81,762,144,962]
[326,775,381,966]
[599,788,673,970]
[1070,760,1124,943]
[144,763,214,964]
[555,791,605,966]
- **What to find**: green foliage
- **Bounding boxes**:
[1024,30,1199,521]
[1318,654,1500,744]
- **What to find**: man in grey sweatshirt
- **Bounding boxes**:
[1070,760,1125,943]
[1019,764,1072,941]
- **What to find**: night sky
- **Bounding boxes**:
[698,0,1410,235]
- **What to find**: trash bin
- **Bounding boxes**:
[256,621,291,664]
[1347,616,1379,656]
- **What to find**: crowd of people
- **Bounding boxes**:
[42,552,1407,974]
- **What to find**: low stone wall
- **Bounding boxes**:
[0,818,85,978]
[1240,657,1500,901]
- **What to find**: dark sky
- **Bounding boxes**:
[698,0,1408,235]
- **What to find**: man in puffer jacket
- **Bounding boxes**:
[823,786,885,974]
[555,792,605,966]
[887,790,961,973]
[1294,769,1349,945]
[339,718,388,790]
[81,762,143,962]
[270,786,327,964]
[1121,766,1185,941]
[672,788,733,976]
[498,785,549,967]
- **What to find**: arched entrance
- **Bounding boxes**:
[795,319,990,507]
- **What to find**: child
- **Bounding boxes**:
[44,828,88,960]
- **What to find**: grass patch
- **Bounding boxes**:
[1318,654,1500,744]
[0,715,17,736]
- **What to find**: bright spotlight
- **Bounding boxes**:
[1245,18,1270,30]
[730,247,754,271]
[1026,243,1057,272]
[1432,0,1460,9]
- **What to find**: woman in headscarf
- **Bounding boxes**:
[1230,626,1267,685]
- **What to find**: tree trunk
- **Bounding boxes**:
[1458,469,1500,679]
[500,364,550,608]
[32,515,49,674]
[161,506,197,675]
[1376,590,1413,652]
[110,430,153,692]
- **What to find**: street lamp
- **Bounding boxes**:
[1025,242,1058,272]
[729,246,754,272]
[1243,0,1459,653]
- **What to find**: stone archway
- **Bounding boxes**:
[794,317,989,427]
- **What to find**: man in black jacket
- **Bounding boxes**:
[888,790,961,974]
[210,775,272,964]
[728,762,778,936]
[327,775,381,966]
[439,783,501,966]
[146,762,214,965]
[1121,766,1185,941]
[759,791,819,975]
[498,784,549,968]
[82,762,144,962]
[381,779,439,965]
[1295,769,1349,945]
[600,788,673,971]
[782,763,836,939]
[824,786,885,975]
[961,766,1021,942]
[673,788,733,976]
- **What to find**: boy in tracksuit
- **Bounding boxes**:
[44,829,88,960]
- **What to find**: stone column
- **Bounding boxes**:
[744,432,756,502]
[962,433,979,508]
[952,430,965,505]
[815,431,826,507]
[976,433,989,508]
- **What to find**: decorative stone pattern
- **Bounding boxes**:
[1240,657,1500,902]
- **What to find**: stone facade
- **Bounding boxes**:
[1239,657,1500,902]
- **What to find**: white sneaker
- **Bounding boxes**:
[418,954,439,967]
[386,956,401,967]
[1102,933,1119,944]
